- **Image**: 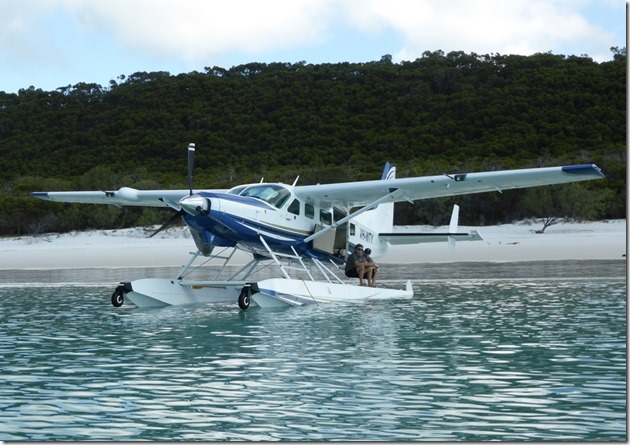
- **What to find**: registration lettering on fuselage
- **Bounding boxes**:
[359,228,374,244]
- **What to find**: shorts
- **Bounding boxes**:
[345,268,363,278]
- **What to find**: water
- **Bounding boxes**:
[0,261,626,441]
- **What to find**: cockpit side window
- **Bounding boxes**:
[227,185,248,195]
[287,199,300,215]
[271,189,291,208]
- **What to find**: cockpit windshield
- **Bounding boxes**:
[228,184,292,209]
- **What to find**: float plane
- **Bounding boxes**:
[31,144,604,309]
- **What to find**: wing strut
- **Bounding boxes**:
[303,188,402,244]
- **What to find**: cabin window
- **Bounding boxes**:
[333,207,346,223]
[320,209,332,226]
[305,203,314,219]
[287,199,300,215]
[349,223,356,236]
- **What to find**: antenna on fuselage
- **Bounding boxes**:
[292,176,300,186]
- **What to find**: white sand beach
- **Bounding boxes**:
[0,219,625,270]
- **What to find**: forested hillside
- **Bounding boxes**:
[0,49,625,235]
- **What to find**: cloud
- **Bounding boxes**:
[340,0,616,61]
[0,0,63,65]
[62,0,618,63]
[0,0,621,72]
[62,0,337,63]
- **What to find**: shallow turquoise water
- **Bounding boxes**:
[0,269,626,440]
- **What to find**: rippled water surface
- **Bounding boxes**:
[0,264,626,441]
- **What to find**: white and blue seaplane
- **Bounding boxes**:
[31,144,604,310]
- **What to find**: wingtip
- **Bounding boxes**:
[30,192,50,200]
[561,164,605,178]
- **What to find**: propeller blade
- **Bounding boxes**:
[149,209,185,238]
[150,142,197,238]
[188,143,195,195]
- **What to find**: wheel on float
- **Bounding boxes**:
[111,287,125,307]
[238,286,251,310]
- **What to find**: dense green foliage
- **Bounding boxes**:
[0,49,625,235]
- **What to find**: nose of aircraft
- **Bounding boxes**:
[179,195,210,216]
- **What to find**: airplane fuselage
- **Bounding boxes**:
[181,184,349,261]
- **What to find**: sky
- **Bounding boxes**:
[0,0,625,94]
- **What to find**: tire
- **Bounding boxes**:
[238,287,251,310]
[111,287,125,307]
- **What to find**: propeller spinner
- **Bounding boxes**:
[179,195,210,216]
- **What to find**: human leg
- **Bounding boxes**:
[370,266,379,287]
[356,264,367,285]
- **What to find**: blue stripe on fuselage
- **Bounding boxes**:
[186,208,306,247]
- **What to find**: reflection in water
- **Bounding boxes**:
[0,268,626,441]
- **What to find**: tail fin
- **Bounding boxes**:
[381,161,396,181]
[348,163,395,257]
[354,162,395,233]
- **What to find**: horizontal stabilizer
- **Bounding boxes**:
[380,230,483,245]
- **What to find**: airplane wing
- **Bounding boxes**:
[293,164,604,209]
[31,187,228,209]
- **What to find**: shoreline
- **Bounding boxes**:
[0,219,625,270]
[1,260,625,286]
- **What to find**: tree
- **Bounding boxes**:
[521,183,614,233]
[0,52,625,234]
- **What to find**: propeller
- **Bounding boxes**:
[149,143,196,238]
[149,209,186,238]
